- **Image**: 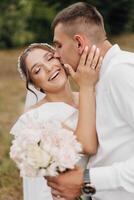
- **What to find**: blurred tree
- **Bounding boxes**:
[0,0,134,48]
[26,0,56,44]
[0,0,33,48]
[96,0,134,35]
[0,0,56,48]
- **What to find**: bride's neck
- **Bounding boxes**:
[45,82,78,108]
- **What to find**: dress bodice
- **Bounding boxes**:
[11,102,78,135]
[11,102,88,200]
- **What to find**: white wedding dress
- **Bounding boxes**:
[11,100,88,200]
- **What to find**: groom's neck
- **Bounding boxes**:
[98,40,112,59]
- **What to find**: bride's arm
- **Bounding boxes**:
[66,46,102,155]
[77,83,97,155]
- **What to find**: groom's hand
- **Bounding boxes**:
[46,166,84,200]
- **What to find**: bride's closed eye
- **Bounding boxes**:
[33,65,42,75]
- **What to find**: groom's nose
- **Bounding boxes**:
[54,51,60,59]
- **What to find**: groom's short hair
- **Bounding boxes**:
[51,2,106,42]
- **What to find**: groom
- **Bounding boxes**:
[45,2,134,200]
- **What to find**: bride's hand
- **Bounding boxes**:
[64,45,103,89]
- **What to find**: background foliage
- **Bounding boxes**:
[0,0,134,48]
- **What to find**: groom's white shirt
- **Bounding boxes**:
[89,45,134,200]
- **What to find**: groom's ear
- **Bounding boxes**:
[74,34,85,54]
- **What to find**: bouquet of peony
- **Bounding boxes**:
[10,120,83,177]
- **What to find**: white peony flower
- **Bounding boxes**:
[26,144,51,168]
[10,120,83,177]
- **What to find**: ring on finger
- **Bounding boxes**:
[91,61,96,69]
[56,195,61,198]
[91,64,96,69]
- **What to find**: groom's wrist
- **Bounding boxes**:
[81,168,96,196]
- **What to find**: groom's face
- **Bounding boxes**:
[53,23,80,71]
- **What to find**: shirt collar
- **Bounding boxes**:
[100,44,121,77]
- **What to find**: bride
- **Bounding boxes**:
[10,43,102,200]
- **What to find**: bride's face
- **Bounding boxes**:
[25,48,68,93]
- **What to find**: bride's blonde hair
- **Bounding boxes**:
[18,43,55,97]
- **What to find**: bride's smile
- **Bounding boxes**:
[48,68,61,81]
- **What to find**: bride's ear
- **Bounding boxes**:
[74,34,85,54]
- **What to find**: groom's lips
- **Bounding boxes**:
[48,68,61,81]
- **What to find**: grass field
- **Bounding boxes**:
[0,49,25,200]
[0,34,134,200]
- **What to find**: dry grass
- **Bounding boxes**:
[0,34,134,200]
[111,33,134,51]
[0,49,25,200]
